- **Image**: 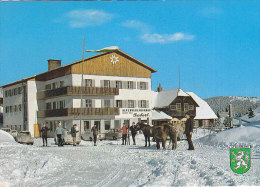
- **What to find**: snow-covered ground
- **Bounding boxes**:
[0,127,259,187]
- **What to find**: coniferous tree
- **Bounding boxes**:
[248,107,255,118]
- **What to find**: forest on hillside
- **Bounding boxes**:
[205,96,260,116]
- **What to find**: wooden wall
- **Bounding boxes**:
[71,52,152,78]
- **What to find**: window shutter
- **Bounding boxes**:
[110,81,116,88]
[133,82,136,89]
[122,100,127,108]
[92,99,95,108]
[101,99,104,108]
[92,79,95,87]
[137,82,140,89]
[100,80,104,87]
[138,100,141,108]
[110,99,114,108]
[122,81,127,89]
[146,100,149,108]
[134,100,137,108]
[146,82,148,90]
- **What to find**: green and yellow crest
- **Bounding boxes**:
[230,146,251,174]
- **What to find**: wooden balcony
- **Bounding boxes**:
[37,108,120,118]
[37,86,119,99]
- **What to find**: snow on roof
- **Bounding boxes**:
[152,89,187,107]
[152,110,172,120]
[187,92,218,119]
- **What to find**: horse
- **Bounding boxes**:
[167,122,185,150]
[135,122,154,147]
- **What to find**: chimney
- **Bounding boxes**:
[48,59,61,71]
[157,83,162,92]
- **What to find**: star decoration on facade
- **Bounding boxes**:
[110,54,119,65]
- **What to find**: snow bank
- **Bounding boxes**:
[197,121,260,147]
[0,130,16,144]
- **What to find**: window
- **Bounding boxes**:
[127,81,134,89]
[184,103,189,112]
[50,121,53,131]
[45,84,51,90]
[19,104,22,111]
[128,100,135,108]
[18,87,22,94]
[114,120,120,129]
[5,91,8,97]
[11,89,14,96]
[140,100,147,108]
[10,106,13,113]
[6,106,9,113]
[46,103,52,110]
[104,100,110,108]
[85,79,92,87]
[189,105,194,110]
[8,90,11,97]
[176,103,181,111]
[57,101,60,109]
[14,105,17,112]
[60,81,64,88]
[140,82,147,90]
[116,81,122,89]
[60,100,65,109]
[53,102,57,110]
[52,82,57,89]
[84,121,90,131]
[86,99,92,108]
[170,105,177,110]
[104,80,110,88]
[14,88,17,95]
[105,121,111,130]
[116,100,122,108]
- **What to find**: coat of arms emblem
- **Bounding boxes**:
[230,146,251,174]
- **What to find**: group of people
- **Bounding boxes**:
[40,115,194,150]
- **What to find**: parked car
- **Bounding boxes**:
[1,128,12,135]
[104,129,122,140]
[16,131,34,145]
[54,129,81,145]
[11,130,18,140]
[81,131,104,141]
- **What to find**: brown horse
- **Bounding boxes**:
[153,123,184,150]
[135,122,154,147]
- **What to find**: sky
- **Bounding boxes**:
[0,1,259,99]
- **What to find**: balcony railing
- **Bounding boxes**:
[37,108,120,118]
[37,86,119,99]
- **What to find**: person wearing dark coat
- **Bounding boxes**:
[184,114,194,150]
[71,124,78,146]
[41,123,49,146]
[91,125,98,146]
[130,122,137,145]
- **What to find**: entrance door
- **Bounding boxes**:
[124,120,130,127]
[94,121,101,131]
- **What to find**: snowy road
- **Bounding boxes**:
[0,129,259,187]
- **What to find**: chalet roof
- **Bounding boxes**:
[1,49,156,88]
[152,110,172,120]
[187,92,218,119]
[152,88,190,108]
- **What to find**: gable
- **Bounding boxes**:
[170,96,199,107]
[71,51,155,78]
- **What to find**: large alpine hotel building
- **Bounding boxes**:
[2,49,217,137]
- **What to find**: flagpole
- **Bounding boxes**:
[80,37,85,138]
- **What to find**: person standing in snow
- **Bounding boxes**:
[56,123,64,146]
[91,124,98,146]
[184,114,194,150]
[120,123,128,145]
[130,122,137,145]
[71,124,78,146]
[41,123,49,147]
